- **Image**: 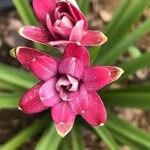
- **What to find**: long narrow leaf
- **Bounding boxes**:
[71,126,85,150]
[93,126,119,150]
[111,130,149,150]
[120,52,150,80]
[0,63,37,89]
[35,125,62,150]
[13,0,37,25]
[101,91,150,109]
[0,116,48,150]
[97,0,149,59]
[0,80,23,91]
[78,0,90,15]
[107,113,150,148]
[96,18,150,65]
[0,92,22,109]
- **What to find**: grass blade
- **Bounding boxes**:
[0,63,37,89]
[107,113,150,148]
[97,0,149,60]
[35,125,62,150]
[101,91,150,109]
[78,0,90,15]
[96,18,150,65]
[0,92,22,109]
[13,0,37,25]
[120,52,150,80]
[71,126,85,150]
[0,116,48,150]
[93,126,119,150]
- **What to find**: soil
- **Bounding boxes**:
[0,0,150,150]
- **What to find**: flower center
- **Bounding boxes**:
[55,75,79,101]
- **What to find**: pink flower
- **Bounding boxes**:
[11,43,123,137]
[19,0,107,50]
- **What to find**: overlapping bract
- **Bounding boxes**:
[11,43,123,137]
[19,0,107,51]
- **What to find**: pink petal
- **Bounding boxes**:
[69,20,85,42]
[33,0,56,24]
[51,102,76,137]
[46,14,57,39]
[58,57,84,79]
[19,83,47,114]
[68,84,89,114]
[63,43,90,66]
[67,75,79,92]
[67,2,88,28]
[81,92,107,126]
[39,77,61,107]
[19,26,53,44]
[31,55,58,81]
[81,30,108,46]
[83,66,124,91]
[67,0,80,10]
[48,40,73,51]
[53,25,72,40]
[12,46,45,69]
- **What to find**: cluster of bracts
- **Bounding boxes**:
[11,0,123,137]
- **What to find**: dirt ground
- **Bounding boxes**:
[0,0,150,149]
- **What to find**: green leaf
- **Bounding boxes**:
[111,130,149,150]
[60,136,71,150]
[96,18,150,65]
[93,126,119,150]
[0,63,37,89]
[0,80,23,91]
[101,90,150,109]
[105,0,131,34]
[97,0,149,60]
[0,92,22,109]
[120,52,150,80]
[35,125,62,150]
[107,113,150,149]
[78,0,90,15]
[71,126,85,150]
[0,116,48,150]
[13,0,38,25]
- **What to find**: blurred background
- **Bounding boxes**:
[0,0,150,150]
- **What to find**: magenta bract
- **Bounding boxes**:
[19,0,107,50]
[12,43,124,137]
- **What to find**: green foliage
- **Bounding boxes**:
[0,0,150,149]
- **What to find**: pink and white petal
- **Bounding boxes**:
[81,30,108,46]
[31,56,58,81]
[83,66,124,91]
[68,84,89,114]
[33,0,56,24]
[51,102,76,137]
[39,77,61,107]
[63,43,90,66]
[55,120,74,137]
[68,3,88,28]
[67,0,80,10]
[58,57,84,79]
[69,20,86,42]
[19,82,47,114]
[81,92,107,126]
[46,14,57,39]
[67,75,79,92]
[11,46,45,70]
[53,26,72,39]
[48,40,73,52]
[19,26,53,44]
